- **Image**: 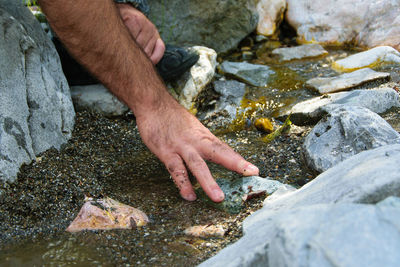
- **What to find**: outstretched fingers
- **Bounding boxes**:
[201,138,259,176]
[164,154,196,201]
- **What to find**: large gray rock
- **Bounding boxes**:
[286,0,400,50]
[0,2,75,183]
[303,106,400,172]
[277,87,400,125]
[200,199,400,267]
[147,0,258,53]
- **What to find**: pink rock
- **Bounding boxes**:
[66,197,149,233]
[184,225,225,238]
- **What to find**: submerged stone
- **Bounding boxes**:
[184,225,225,238]
[272,44,328,61]
[219,61,275,87]
[66,197,149,233]
[197,176,294,214]
[332,46,400,72]
[254,118,274,133]
[306,68,390,94]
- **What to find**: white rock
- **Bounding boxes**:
[71,84,129,116]
[286,0,400,51]
[256,0,287,36]
[306,68,390,94]
[173,46,217,111]
[332,46,400,72]
[272,44,328,61]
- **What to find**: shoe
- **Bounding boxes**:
[156,44,199,81]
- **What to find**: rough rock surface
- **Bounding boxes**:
[147,0,258,53]
[286,0,400,50]
[303,106,400,172]
[271,44,328,61]
[332,46,400,72]
[200,199,400,267]
[306,68,391,94]
[256,0,286,36]
[171,46,217,110]
[277,87,400,125]
[219,61,275,87]
[0,2,75,183]
[71,84,129,117]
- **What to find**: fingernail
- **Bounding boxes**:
[183,193,197,201]
[243,164,259,176]
[213,189,225,202]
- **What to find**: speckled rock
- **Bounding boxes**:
[171,46,217,111]
[277,87,400,125]
[147,0,258,53]
[286,0,400,50]
[256,0,286,36]
[303,105,400,172]
[332,46,400,72]
[272,44,328,61]
[306,68,391,94]
[71,84,129,117]
[0,1,75,184]
[219,61,275,87]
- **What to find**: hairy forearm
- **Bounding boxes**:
[39,0,171,117]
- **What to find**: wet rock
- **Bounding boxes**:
[271,44,328,61]
[256,0,286,36]
[197,176,294,214]
[303,106,400,172]
[254,118,274,133]
[219,61,275,87]
[71,84,129,116]
[184,225,225,238]
[306,68,391,94]
[0,2,75,183]
[147,0,258,53]
[332,46,400,72]
[66,197,149,233]
[171,46,217,110]
[286,0,400,50]
[277,87,400,125]
[200,199,400,267]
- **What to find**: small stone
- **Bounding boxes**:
[66,197,149,233]
[219,61,275,87]
[332,46,400,72]
[306,68,390,94]
[272,44,328,61]
[184,225,225,238]
[256,0,287,36]
[254,118,274,133]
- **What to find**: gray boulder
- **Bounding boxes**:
[303,105,400,172]
[0,2,75,183]
[200,199,400,267]
[277,87,400,125]
[147,0,258,53]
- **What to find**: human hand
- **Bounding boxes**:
[135,96,259,202]
[116,3,165,64]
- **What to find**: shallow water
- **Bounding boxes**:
[1,46,399,266]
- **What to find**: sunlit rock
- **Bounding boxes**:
[184,225,225,238]
[256,0,286,36]
[254,118,274,133]
[303,105,400,172]
[272,44,328,61]
[332,46,400,72]
[277,87,400,125]
[71,84,129,116]
[219,61,275,87]
[171,46,217,111]
[66,197,149,233]
[306,68,390,94]
[286,0,400,50]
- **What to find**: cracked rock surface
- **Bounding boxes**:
[0,1,75,184]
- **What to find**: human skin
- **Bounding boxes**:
[39,0,259,202]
